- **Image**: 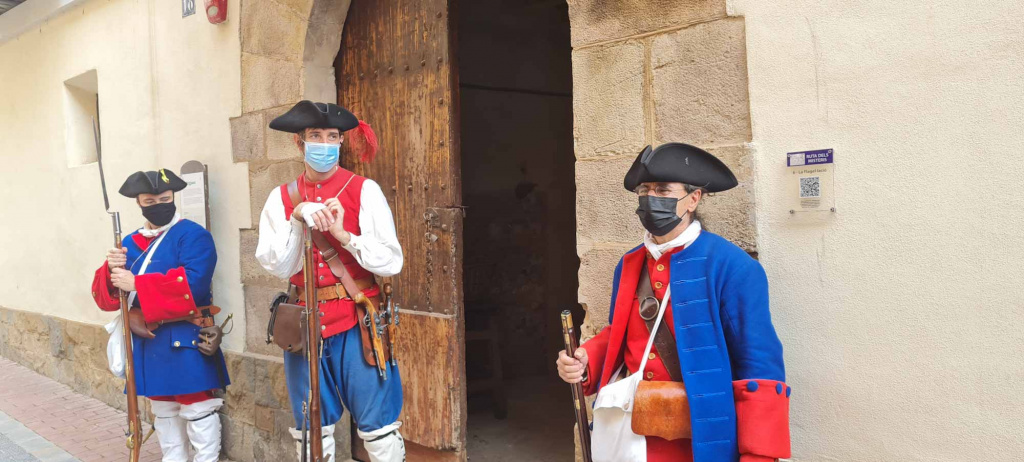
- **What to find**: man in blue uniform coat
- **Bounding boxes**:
[91,169,230,462]
[557,143,791,462]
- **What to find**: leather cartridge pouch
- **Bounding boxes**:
[267,291,307,354]
[630,264,692,440]
[632,381,692,441]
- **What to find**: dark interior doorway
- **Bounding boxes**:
[457,1,579,460]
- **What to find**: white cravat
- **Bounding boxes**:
[138,213,182,238]
[643,220,702,260]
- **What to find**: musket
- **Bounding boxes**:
[561,310,593,462]
[302,227,326,461]
[95,119,149,462]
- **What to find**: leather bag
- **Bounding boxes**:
[630,264,692,441]
[267,291,307,353]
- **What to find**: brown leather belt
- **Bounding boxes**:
[295,279,376,303]
[146,305,220,330]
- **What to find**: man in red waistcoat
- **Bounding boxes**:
[255,101,405,462]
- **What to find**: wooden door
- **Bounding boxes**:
[335,0,465,460]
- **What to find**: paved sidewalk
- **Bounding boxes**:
[0,357,162,462]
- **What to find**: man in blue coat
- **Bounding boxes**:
[557,143,791,462]
[92,169,230,462]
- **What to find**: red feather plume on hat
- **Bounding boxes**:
[345,120,379,163]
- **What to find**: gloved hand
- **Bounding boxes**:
[197,325,223,356]
[127,309,155,339]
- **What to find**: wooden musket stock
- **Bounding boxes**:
[561,310,593,462]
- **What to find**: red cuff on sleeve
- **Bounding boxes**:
[91,263,120,312]
[135,267,198,323]
[733,379,791,460]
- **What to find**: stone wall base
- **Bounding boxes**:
[0,306,351,461]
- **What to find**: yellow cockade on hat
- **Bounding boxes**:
[160,169,170,183]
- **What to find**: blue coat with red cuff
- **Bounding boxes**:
[91,219,230,397]
[581,231,790,462]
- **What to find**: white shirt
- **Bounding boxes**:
[643,220,702,260]
[255,179,404,279]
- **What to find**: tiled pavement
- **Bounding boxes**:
[0,357,162,462]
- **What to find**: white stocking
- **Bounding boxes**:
[150,400,188,462]
[289,424,336,461]
[179,398,223,462]
[358,421,405,462]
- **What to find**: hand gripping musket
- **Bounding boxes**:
[94,119,153,462]
[561,311,593,462]
[301,227,327,462]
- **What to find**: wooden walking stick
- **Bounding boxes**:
[561,310,593,462]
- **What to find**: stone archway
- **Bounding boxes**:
[225,0,353,460]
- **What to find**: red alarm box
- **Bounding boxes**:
[205,0,227,24]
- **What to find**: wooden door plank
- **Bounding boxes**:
[336,0,465,457]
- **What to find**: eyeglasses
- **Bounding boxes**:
[304,131,343,143]
[634,185,685,197]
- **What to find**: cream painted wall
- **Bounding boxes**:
[0,0,250,351]
[730,0,1024,460]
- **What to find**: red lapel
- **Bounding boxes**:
[600,246,647,388]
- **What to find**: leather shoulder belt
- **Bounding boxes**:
[637,263,681,382]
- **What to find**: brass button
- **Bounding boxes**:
[656,264,665,272]
[319,275,324,280]
[319,263,324,268]
[189,310,195,315]
[173,341,181,347]
[192,340,197,346]
[321,325,326,331]
[316,196,322,201]
[654,282,663,289]
[648,353,656,360]
[177,276,183,282]
[646,372,654,379]
[92,291,96,297]
[319,312,325,317]
[184,294,190,300]
[316,184,322,189]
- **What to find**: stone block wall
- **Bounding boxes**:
[568,0,757,339]
[0,306,345,461]
[226,0,356,459]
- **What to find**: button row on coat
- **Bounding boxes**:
[745,380,792,397]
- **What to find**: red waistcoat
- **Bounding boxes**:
[279,168,379,337]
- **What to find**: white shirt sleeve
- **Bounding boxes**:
[255,188,305,279]
[343,180,404,277]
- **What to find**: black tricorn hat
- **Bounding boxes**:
[119,169,187,198]
[269,100,359,133]
[623,143,738,193]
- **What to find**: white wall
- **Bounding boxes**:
[730,0,1024,460]
[0,0,250,351]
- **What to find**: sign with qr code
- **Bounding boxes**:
[787,149,835,214]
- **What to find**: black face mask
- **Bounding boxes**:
[141,202,176,227]
[636,195,687,237]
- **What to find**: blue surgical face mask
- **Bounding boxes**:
[303,141,340,173]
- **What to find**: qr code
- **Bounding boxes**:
[800,176,820,198]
